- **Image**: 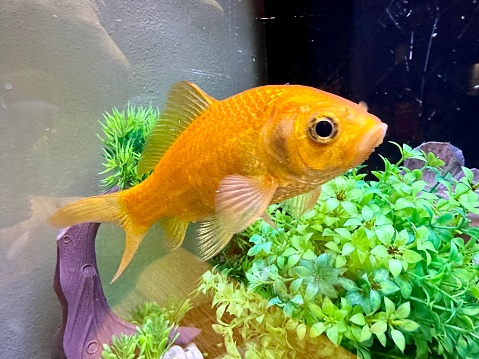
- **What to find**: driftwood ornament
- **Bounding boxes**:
[53,188,201,358]
[54,222,137,358]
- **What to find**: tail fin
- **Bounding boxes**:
[49,193,149,282]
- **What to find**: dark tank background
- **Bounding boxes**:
[260,0,479,168]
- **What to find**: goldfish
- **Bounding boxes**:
[49,81,387,281]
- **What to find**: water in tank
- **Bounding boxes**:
[1,1,478,358]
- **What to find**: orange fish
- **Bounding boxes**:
[50,81,387,281]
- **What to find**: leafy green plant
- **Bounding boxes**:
[98,105,158,189]
[101,299,190,359]
[196,269,351,359]
[208,143,479,359]
[128,298,192,326]
[95,104,478,358]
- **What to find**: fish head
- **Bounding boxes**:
[264,86,387,182]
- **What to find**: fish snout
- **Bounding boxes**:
[357,121,388,158]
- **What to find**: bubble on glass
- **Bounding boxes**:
[4,82,12,90]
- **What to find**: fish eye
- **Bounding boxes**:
[307,115,338,143]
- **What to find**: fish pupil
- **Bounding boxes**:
[315,120,333,138]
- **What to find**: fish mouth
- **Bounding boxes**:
[357,122,388,159]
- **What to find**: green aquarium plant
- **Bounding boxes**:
[101,299,191,359]
[98,105,158,189]
[203,143,479,359]
[97,105,478,358]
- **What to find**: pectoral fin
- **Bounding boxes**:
[197,218,234,260]
[196,175,278,259]
[282,187,321,219]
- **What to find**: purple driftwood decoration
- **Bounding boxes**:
[54,221,137,358]
[53,187,201,358]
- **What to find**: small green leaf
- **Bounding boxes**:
[341,242,356,256]
[305,282,319,301]
[370,290,381,313]
[325,241,340,252]
[351,326,363,342]
[360,325,372,342]
[384,296,395,316]
[309,303,324,318]
[287,254,301,268]
[461,306,479,316]
[335,228,352,240]
[395,198,415,210]
[349,313,366,326]
[376,332,387,347]
[344,218,363,227]
[335,255,347,268]
[371,245,389,258]
[291,294,304,306]
[326,325,339,344]
[362,205,374,221]
[394,302,410,319]
[290,278,303,293]
[296,322,307,341]
[274,279,288,296]
[457,336,468,358]
[283,302,294,317]
[389,259,403,277]
[399,319,420,332]
[462,166,474,182]
[370,320,387,334]
[373,268,389,283]
[391,328,406,352]
[435,212,454,226]
[268,297,282,307]
[394,276,412,298]
[402,249,423,264]
[322,297,336,316]
[379,280,400,294]
[341,201,357,215]
[338,277,357,291]
[326,198,339,212]
[310,322,325,337]
[376,225,395,245]
[294,266,313,278]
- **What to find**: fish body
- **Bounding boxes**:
[50,81,387,281]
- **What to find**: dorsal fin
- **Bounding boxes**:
[138,81,216,175]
